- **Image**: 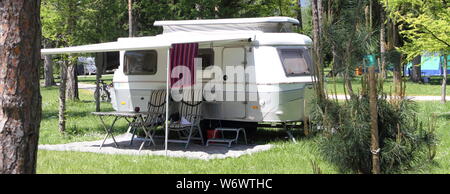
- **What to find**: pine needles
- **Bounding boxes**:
[309,94,437,174]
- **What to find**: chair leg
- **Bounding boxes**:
[197,126,204,145]
[242,129,248,145]
[185,127,194,149]
[129,127,137,146]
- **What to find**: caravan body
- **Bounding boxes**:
[42,17,315,124]
[110,17,314,123]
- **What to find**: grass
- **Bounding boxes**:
[405,101,450,174]
[40,86,126,145]
[40,74,114,86]
[77,74,114,85]
[36,86,450,174]
[38,139,338,174]
[37,86,338,174]
[325,76,450,96]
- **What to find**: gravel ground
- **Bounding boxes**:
[39,133,273,160]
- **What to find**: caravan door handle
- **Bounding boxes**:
[223,75,228,81]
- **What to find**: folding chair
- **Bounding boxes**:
[167,89,204,149]
[129,89,166,151]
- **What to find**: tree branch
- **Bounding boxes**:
[420,24,450,48]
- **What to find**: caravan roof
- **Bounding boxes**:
[154,17,299,26]
[154,17,300,34]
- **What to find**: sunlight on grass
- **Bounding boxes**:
[325,76,449,96]
[37,86,449,174]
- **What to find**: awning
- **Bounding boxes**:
[41,33,253,55]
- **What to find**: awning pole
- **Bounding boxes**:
[165,47,171,156]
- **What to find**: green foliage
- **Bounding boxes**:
[381,0,450,60]
[309,95,437,173]
[321,0,379,74]
[41,0,128,46]
[42,0,312,40]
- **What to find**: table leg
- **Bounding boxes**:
[126,117,137,146]
[139,115,156,152]
[99,116,120,149]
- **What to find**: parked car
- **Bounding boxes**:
[77,57,97,75]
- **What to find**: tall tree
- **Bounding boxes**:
[312,0,325,101]
[42,0,81,101]
[0,0,42,174]
[382,0,449,102]
[43,55,55,87]
[296,0,303,31]
[42,38,55,87]
[379,7,387,79]
[128,0,134,37]
[59,62,67,133]
[65,56,79,100]
[442,55,448,103]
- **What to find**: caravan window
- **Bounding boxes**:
[198,48,215,69]
[124,50,157,75]
[278,48,312,76]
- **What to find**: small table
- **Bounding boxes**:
[91,111,154,149]
[206,128,248,148]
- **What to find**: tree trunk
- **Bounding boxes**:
[0,0,42,174]
[66,58,79,101]
[312,0,325,100]
[59,63,68,133]
[317,0,323,36]
[393,56,402,96]
[128,0,134,37]
[411,56,422,83]
[44,55,55,87]
[330,45,341,77]
[390,21,403,96]
[95,53,105,112]
[297,0,303,31]
[368,67,381,174]
[380,9,387,79]
[442,55,448,103]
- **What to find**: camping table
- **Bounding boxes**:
[91,111,153,149]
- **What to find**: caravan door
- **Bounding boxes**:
[222,47,247,119]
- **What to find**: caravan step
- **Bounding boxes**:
[206,128,247,148]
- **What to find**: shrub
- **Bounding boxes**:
[309,95,437,174]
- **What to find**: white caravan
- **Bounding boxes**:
[42,17,315,131]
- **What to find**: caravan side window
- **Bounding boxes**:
[198,48,215,69]
[124,50,157,75]
[278,48,312,76]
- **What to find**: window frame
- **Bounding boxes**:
[277,47,312,77]
[123,50,158,75]
[198,48,215,70]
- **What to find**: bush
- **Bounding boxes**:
[309,95,437,174]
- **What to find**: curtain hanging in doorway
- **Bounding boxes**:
[169,43,199,88]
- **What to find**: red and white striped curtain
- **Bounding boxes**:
[169,43,199,88]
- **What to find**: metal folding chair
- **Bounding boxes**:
[129,89,166,151]
[167,89,204,149]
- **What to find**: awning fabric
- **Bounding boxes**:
[41,34,252,55]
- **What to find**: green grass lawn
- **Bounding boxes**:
[325,76,450,96]
[37,86,450,174]
[40,74,114,86]
[77,74,114,85]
